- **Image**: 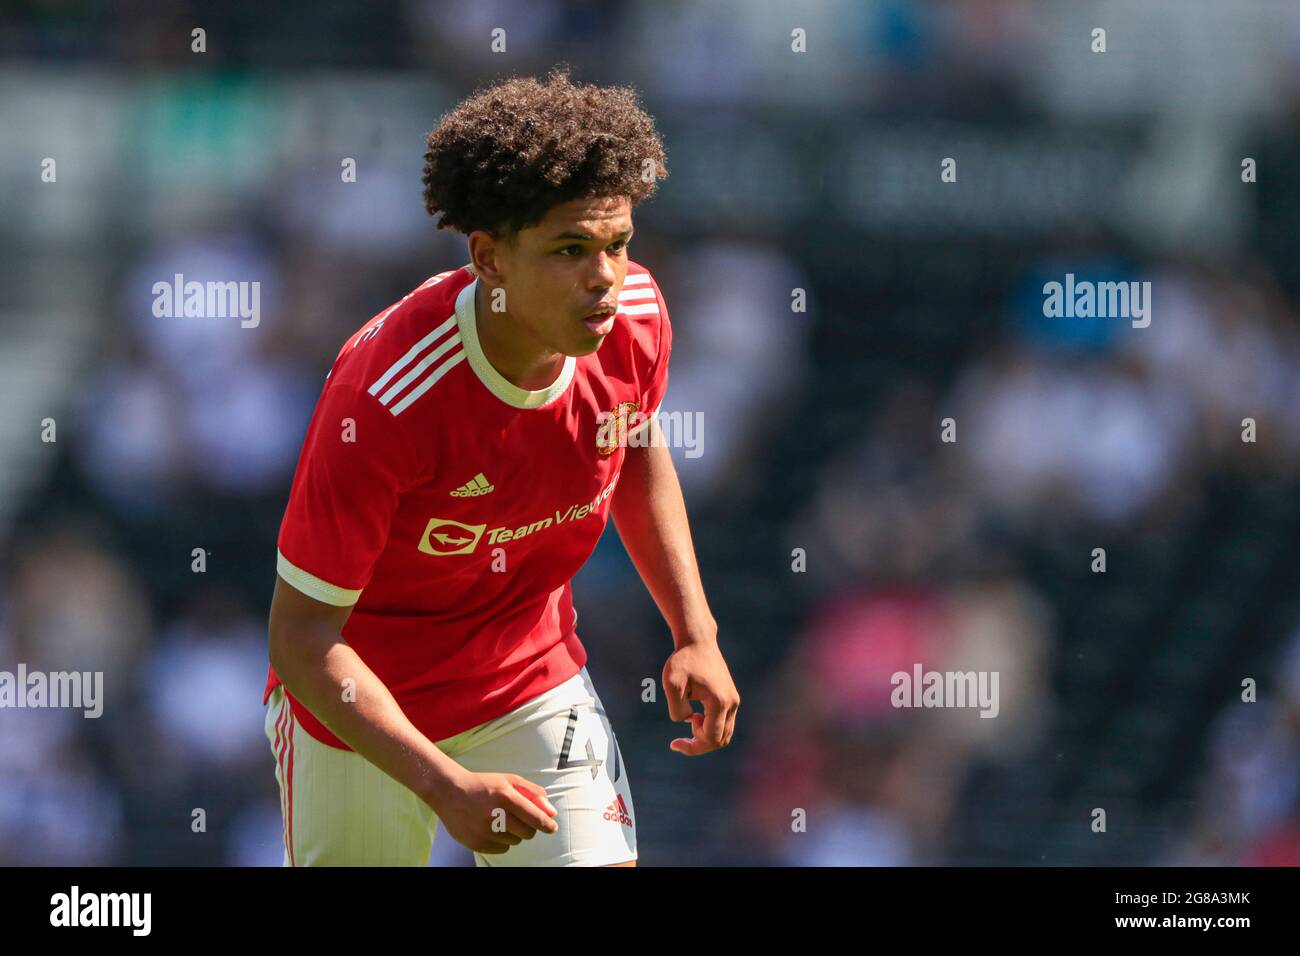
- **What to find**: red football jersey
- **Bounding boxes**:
[265,262,671,749]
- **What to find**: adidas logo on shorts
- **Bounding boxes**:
[603,794,633,828]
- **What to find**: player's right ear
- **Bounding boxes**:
[466,230,503,284]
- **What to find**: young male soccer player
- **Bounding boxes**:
[263,69,740,866]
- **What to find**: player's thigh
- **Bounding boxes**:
[451,669,637,867]
[265,686,437,866]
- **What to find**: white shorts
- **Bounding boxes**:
[264,666,637,867]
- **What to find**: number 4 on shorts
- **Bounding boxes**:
[556,706,606,781]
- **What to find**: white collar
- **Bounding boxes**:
[454,276,576,409]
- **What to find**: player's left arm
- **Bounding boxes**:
[611,431,740,754]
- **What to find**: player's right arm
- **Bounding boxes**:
[267,578,557,852]
[268,375,556,853]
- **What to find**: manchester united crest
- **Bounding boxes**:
[596,401,640,456]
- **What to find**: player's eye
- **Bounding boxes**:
[557,239,628,257]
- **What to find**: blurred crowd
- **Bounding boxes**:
[730,257,1300,865]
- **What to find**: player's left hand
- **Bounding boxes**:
[662,639,739,755]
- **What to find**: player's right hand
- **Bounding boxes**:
[435,771,559,854]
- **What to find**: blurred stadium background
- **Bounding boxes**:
[1,0,1299,866]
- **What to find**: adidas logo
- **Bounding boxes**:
[603,794,633,828]
[450,472,494,497]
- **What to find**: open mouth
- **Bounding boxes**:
[582,309,617,334]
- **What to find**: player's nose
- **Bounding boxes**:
[588,251,619,288]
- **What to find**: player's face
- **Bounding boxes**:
[501,196,633,357]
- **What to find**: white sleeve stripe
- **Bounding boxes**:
[417,272,455,289]
[277,550,362,607]
[378,333,461,406]
[390,349,467,415]
[367,314,457,396]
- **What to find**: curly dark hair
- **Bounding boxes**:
[421,66,668,240]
